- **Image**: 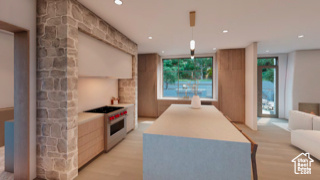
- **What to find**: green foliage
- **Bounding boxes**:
[262,68,275,82]
[258,58,276,82]
[207,67,213,77]
[258,58,276,66]
[163,57,213,89]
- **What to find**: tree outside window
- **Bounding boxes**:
[162,57,213,99]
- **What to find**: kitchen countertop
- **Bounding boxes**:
[144,104,249,143]
[78,104,133,125]
[78,112,104,125]
[110,103,134,107]
[143,104,251,180]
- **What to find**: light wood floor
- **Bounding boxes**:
[0,146,4,173]
[77,117,320,180]
[0,146,14,180]
[76,118,154,180]
[238,118,320,180]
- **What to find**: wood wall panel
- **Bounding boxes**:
[138,54,159,117]
[0,20,30,180]
[14,31,30,179]
[218,49,245,123]
[0,20,28,33]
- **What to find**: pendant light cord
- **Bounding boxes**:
[192,27,194,40]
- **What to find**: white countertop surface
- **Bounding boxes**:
[110,103,134,107]
[144,104,249,143]
[78,112,104,125]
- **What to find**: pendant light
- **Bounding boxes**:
[190,40,195,50]
[189,11,196,59]
[114,0,122,5]
[190,28,195,59]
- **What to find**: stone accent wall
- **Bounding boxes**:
[37,0,78,179]
[37,0,138,179]
[119,56,138,126]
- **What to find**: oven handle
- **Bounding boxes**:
[109,115,127,125]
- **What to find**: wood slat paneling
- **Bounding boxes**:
[218,49,245,123]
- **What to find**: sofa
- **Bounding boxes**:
[289,110,320,160]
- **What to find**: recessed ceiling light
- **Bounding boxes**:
[148,36,152,40]
[213,48,217,50]
[298,35,304,38]
[162,51,165,53]
[223,30,228,33]
[266,50,269,53]
[114,0,122,5]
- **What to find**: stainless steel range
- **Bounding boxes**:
[86,106,128,151]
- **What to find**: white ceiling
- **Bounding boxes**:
[78,0,320,55]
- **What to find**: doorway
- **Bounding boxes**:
[0,20,30,179]
[257,57,278,118]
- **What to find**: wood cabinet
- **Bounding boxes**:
[126,104,135,132]
[78,31,133,78]
[138,54,159,117]
[217,49,245,123]
[78,116,104,168]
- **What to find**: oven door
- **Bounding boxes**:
[110,117,125,136]
[107,116,127,151]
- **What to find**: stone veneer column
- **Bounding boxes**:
[119,55,138,125]
[37,0,138,179]
[37,0,78,179]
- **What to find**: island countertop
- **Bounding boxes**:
[144,104,249,143]
[143,104,251,180]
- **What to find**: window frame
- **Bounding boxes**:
[158,54,217,101]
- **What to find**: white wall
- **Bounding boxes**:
[0,0,36,178]
[78,78,118,112]
[258,53,288,119]
[285,52,295,118]
[285,50,320,118]
[0,31,14,109]
[245,42,258,130]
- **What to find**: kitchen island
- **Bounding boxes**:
[143,104,251,180]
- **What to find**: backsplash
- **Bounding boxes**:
[78,78,118,112]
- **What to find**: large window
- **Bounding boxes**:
[162,57,214,99]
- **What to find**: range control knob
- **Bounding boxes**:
[124,111,127,114]
[115,114,120,118]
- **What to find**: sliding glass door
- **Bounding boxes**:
[257,57,278,117]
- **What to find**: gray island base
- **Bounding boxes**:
[143,104,251,180]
